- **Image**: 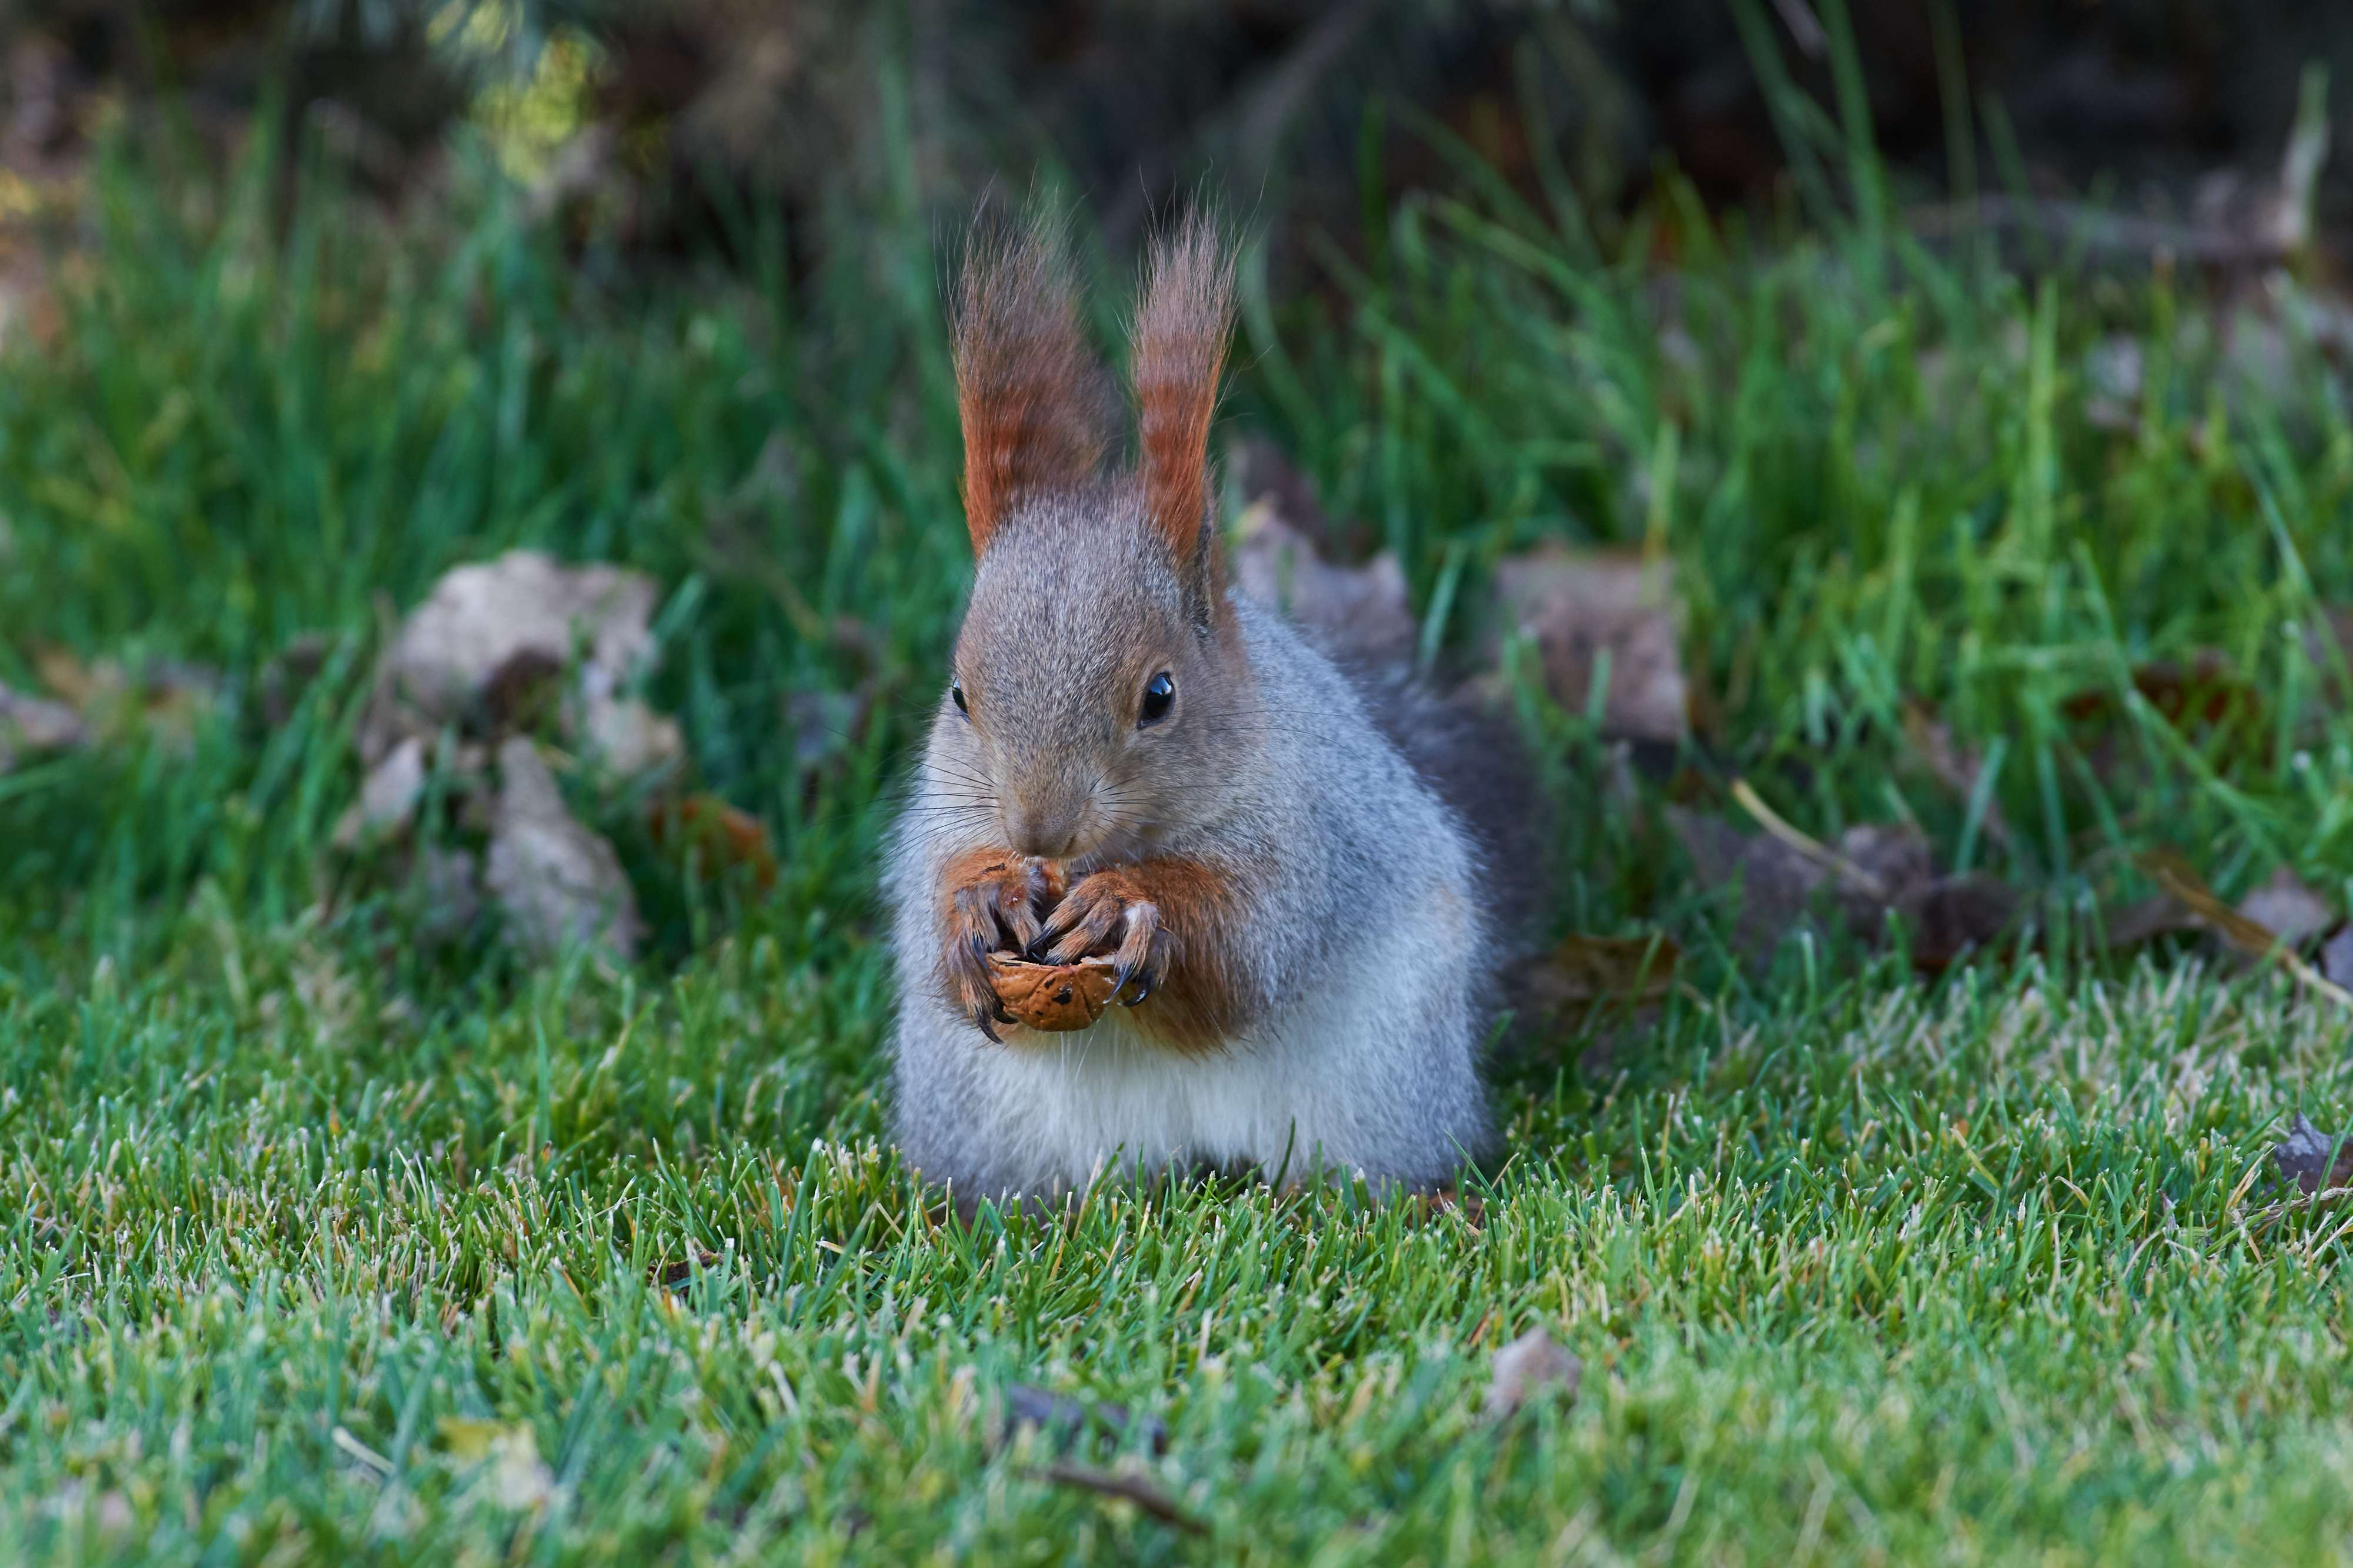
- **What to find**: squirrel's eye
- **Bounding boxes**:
[951,680,968,716]
[1138,670,1175,727]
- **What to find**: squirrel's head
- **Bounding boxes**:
[940,211,1244,863]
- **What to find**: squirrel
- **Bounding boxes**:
[885,210,1542,1206]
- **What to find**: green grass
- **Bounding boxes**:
[10,97,2353,1562]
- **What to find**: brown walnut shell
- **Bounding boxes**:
[986,953,1122,1032]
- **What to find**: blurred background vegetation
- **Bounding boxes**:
[10,0,2353,982]
[11,0,2353,289]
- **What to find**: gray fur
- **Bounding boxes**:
[885,486,1510,1204]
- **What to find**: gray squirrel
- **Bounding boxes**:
[885,211,1541,1205]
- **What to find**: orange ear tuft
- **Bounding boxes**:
[1131,213,1236,568]
[953,213,1105,553]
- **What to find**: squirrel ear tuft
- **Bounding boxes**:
[1131,212,1236,575]
[953,209,1106,555]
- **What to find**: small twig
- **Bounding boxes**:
[1031,1462,1204,1534]
[1728,778,1889,900]
[2135,852,2353,1011]
[2222,1185,2353,1247]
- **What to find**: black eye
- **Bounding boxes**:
[951,680,968,716]
[1138,671,1175,726]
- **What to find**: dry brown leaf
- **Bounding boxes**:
[485,738,642,963]
[410,846,484,945]
[1672,798,2017,969]
[0,678,86,771]
[648,793,779,890]
[1523,933,1679,1015]
[1491,544,1688,743]
[2322,924,2353,989]
[1000,1384,1169,1455]
[651,1247,720,1289]
[2099,893,2197,950]
[784,685,872,775]
[1227,435,1380,561]
[2138,850,2301,956]
[361,550,659,766]
[258,632,338,729]
[1900,700,2015,853]
[2237,868,2335,948]
[332,734,429,850]
[2061,652,2265,770]
[582,696,685,782]
[2305,606,2353,698]
[2274,1113,2353,1196]
[1482,1326,1581,1420]
[29,647,218,754]
[2134,849,2353,1007]
[1230,499,1414,662]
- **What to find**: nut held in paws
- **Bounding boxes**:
[986,953,1121,1032]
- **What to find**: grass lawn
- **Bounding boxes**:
[9,124,2353,1564]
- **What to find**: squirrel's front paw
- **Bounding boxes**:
[942,852,1052,1041]
[1042,871,1172,1006]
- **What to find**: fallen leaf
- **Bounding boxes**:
[2305,606,2353,699]
[361,549,659,763]
[485,738,642,963]
[2138,850,2304,957]
[410,845,484,945]
[1491,544,1687,743]
[1900,700,2014,853]
[2061,650,2265,753]
[1522,933,1679,1019]
[2322,923,2353,989]
[1903,874,2024,969]
[2098,892,2201,950]
[468,1426,554,1506]
[1482,1326,1581,1420]
[1001,1384,1168,1456]
[1672,793,2017,969]
[2237,868,2335,948]
[2274,1112,2353,1196]
[0,678,86,771]
[651,1247,719,1288]
[437,1420,554,1511]
[1230,498,1414,662]
[1031,1461,1202,1534]
[2082,333,2145,432]
[333,734,429,850]
[257,631,338,728]
[40,1480,134,1536]
[29,647,218,754]
[582,694,685,781]
[435,1417,506,1462]
[1227,433,1381,562]
[1668,803,1828,962]
[784,685,871,772]
[1409,1184,1486,1229]
[2135,849,2353,1007]
[648,793,779,890]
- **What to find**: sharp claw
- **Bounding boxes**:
[971,1007,1002,1044]
[1122,974,1153,1007]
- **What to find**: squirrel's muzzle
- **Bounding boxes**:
[1004,795,1090,860]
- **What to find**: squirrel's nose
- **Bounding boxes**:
[1005,798,1085,860]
